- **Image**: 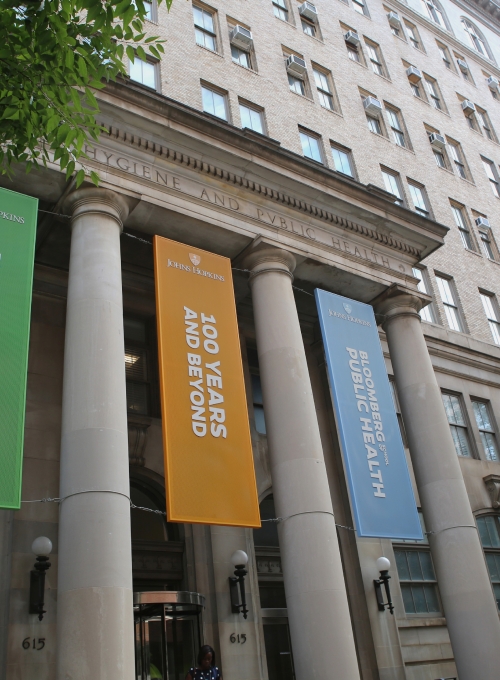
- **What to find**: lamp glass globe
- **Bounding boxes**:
[231,550,248,567]
[31,536,53,557]
[376,556,391,572]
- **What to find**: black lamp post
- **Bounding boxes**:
[373,556,394,615]
[29,537,52,621]
[229,550,249,619]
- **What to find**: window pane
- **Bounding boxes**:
[126,381,149,414]
[254,405,267,434]
[332,148,352,176]
[436,277,454,306]
[382,171,402,200]
[202,87,227,120]
[401,585,416,613]
[348,47,360,62]
[486,553,500,582]
[232,45,250,68]
[411,585,427,613]
[481,293,498,321]
[407,551,424,580]
[367,117,381,134]
[300,133,322,162]
[288,75,305,95]
[419,551,436,581]
[314,69,330,92]
[409,184,427,212]
[423,584,440,612]
[395,550,410,581]
[473,401,492,430]
[480,431,498,461]
[450,425,471,456]
[240,105,263,133]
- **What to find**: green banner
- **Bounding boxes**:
[0,187,38,509]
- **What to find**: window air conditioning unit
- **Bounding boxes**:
[286,55,307,78]
[487,76,499,92]
[457,59,469,73]
[299,2,318,22]
[363,96,382,116]
[387,11,402,29]
[461,99,476,115]
[406,66,423,83]
[344,30,361,47]
[229,25,253,51]
[429,132,446,149]
[475,216,491,228]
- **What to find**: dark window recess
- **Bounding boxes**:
[254,494,280,547]
[124,317,161,417]
[263,623,295,680]
[247,346,267,434]
[259,582,287,608]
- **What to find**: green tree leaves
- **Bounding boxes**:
[0,0,169,187]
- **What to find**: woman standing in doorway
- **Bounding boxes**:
[186,645,222,680]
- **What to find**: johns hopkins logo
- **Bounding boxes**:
[343,303,352,314]
[189,253,201,266]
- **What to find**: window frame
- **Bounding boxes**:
[471,398,499,460]
[412,266,436,323]
[365,40,386,78]
[313,66,335,111]
[381,167,405,206]
[272,0,290,22]
[193,3,218,52]
[129,55,159,90]
[393,546,441,616]
[421,0,448,30]
[476,514,500,609]
[447,139,468,180]
[462,18,490,58]
[480,291,500,346]
[386,105,408,148]
[352,0,370,17]
[299,128,324,164]
[441,391,473,457]
[477,107,496,142]
[451,202,475,250]
[239,100,266,135]
[301,16,317,38]
[482,157,500,198]
[331,143,355,177]
[201,83,230,121]
[435,274,465,333]
[407,180,430,217]
[404,21,422,51]
[424,76,443,111]
[437,42,454,71]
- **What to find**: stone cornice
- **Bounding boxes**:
[100,122,425,259]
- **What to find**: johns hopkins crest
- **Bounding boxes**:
[343,303,352,314]
[189,253,201,266]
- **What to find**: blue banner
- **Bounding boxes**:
[315,289,422,539]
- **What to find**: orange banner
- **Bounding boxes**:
[154,236,261,527]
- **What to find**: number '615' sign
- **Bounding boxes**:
[22,638,45,650]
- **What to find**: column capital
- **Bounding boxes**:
[63,187,131,230]
[242,246,296,282]
[371,283,432,326]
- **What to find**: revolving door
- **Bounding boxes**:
[134,591,205,680]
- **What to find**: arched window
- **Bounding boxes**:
[130,479,179,542]
[421,0,448,29]
[462,18,490,58]
[477,515,500,609]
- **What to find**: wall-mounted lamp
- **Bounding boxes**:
[229,550,249,619]
[29,537,52,621]
[373,556,394,615]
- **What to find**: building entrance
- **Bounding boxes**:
[134,591,205,680]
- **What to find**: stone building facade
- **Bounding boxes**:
[1,0,500,679]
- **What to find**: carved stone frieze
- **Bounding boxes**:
[98,123,422,259]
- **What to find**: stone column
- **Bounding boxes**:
[375,285,500,680]
[243,248,360,680]
[57,188,134,680]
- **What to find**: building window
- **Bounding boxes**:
[425,77,442,110]
[300,129,323,163]
[231,45,251,68]
[272,0,288,21]
[201,85,228,120]
[313,68,334,110]
[367,115,382,135]
[437,43,452,69]
[247,347,266,434]
[465,107,479,132]
[288,73,305,96]
[331,145,354,177]
[442,393,472,456]
[143,0,153,20]
[408,182,429,216]
[347,43,361,62]
[478,227,496,260]
[381,169,404,205]
[432,143,446,169]
[480,292,500,345]
[472,400,499,460]
[352,0,369,16]
[389,379,408,446]
[477,516,500,609]
[421,0,446,28]
[477,108,495,141]
[366,42,384,77]
[451,204,474,250]
[193,5,217,51]
[386,107,407,147]
[394,548,440,614]
[239,102,265,134]
[482,158,500,198]
[301,18,316,37]
[129,57,157,89]
[125,318,151,415]
[405,22,421,50]
[448,141,467,179]
[462,18,489,57]
[412,267,435,322]
[410,79,424,99]
[436,275,464,332]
